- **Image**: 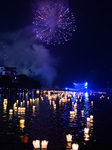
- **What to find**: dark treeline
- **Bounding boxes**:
[0,74,41,89]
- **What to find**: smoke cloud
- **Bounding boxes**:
[32,0,69,11]
[0,26,57,86]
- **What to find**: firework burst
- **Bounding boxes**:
[33,3,76,45]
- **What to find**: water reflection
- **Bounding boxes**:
[0,89,97,149]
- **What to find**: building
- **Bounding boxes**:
[73,82,88,91]
[0,65,17,79]
[65,82,88,92]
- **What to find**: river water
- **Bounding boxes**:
[0,89,112,150]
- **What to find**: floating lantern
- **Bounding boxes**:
[81,110,84,117]
[84,128,89,134]
[33,140,40,149]
[49,100,52,105]
[84,133,90,141]
[21,102,22,107]
[21,135,28,143]
[3,104,7,110]
[41,140,48,148]
[22,100,25,106]
[27,101,29,106]
[68,98,70,102]
[70,111,75,116]
[14,107,17,111]
[4,99,8,104]
[66,142,72,149]
[36,90,39,94]
[87,117,90,122]
[18,107,25,114]
[41,97,44,101]
[20,118,25,129]
[36,98,39,101]
[74,109,77,114]
[53,104,56,109]
[20,119,25,124]
[74,103,77,107]
[48,96,51,100]
[72,143,79,150]
[16,100,19,103]
[30,99,33,103]
[90,115,93,120]
[13,103,16,107]
[90,115,93,122]
[9,109,13,114]
[91,101,93,106]
[33,105,35,109]
[20,123,25,129]
[18,107,21,112]
[32,99,35,104]
[33,106,35,112]
[66,134,72,142]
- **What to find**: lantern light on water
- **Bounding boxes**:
[33,106,35,111]
[36,90,39,94]
[20,119,25,124]
[21,135,28,143]
[90,115,93,122]
[4,99,8,104]
[9,109,13,114]
[33,99,35,104]
[32,140,40,149]
[14,107,17,111]
[70,111,75,116]
[16,101,18,106]
[21,102,22,107]
[84,133,90,141]
[81,110,84,117]
[41,140,48,148]
[27,101,29,106]
[74,103,77,107]
[41,97,44,101]
[74,109,77,114]
[84,128,89,134]
[72,143,79,150]
[87,117,90,122]
[53,104,56,109]
[91,101,93,106]
[20,123,25,129]
[66,134,72,142]
[30,99,33,103]
[3,104,7,110]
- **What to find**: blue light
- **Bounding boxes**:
[85,82,88,86]
[73,83,77,85]
[85,82,88,88]
[85,92,88,98]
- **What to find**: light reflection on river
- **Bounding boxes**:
[0,89,112,150]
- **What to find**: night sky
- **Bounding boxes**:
[0,0,112,88]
